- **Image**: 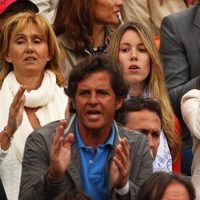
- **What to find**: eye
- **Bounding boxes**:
[152,131,160,138]
[120,47,130,53]
[15,37,25,44]
[33,37,42,44]
[79,90,90,96]
[138,45,147,53]
[119,44,130,53]
[140,130,148,135]
[97,90,108,96]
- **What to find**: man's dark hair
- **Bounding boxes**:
[115,97,163,127]
[137,171,195,200]
[67,54,129,113]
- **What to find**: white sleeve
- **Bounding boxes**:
[31,0,59,23]
[181,89,200,139]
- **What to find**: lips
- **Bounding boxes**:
[86,110,101,120]
[128,65,141,70]
[24,56,37,61]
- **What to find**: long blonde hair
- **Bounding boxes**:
[108,22,181,162]
[0,12,65,87]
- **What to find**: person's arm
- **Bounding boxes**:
[181,89,200,139]
[160,16,198,115]
[19,120,74,200]
[0,86,25,150]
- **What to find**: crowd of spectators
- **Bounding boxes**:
[0,0,200,199]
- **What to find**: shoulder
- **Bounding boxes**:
[162,4,199,24]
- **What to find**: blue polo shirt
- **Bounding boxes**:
[75,118,115,200]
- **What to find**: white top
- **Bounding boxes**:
[0,70,68,200]
[153,130,172,172]
[181,89,200,199]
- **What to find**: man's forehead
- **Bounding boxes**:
[77,71,112,86]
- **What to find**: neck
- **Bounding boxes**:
[129,83,145,97]
[14,72,44,92]
[78,121,112,151]
[92,23,105,48]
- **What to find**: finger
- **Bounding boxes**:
[12,86,26,107]
[115,144,127,165]
[63,133,74,148]
[121,137,130,158]
[53,120,66,146]
[115,142,130,168]
[51,137,64,156]
[112,155,125,175]
[14,92,26,113]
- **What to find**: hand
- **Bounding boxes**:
[111,137,130,189]
[6,85,26,136]
[49,120,74,180]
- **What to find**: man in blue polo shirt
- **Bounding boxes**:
[19,55,153,200]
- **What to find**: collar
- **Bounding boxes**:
[75,117,115,149]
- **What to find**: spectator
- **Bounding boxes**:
[0,0,39,33]
[53,0,123,72]
[108,21,182,172]
[181,89,200,198]
[19,55,153,200]
[116,97,162,166]
[0,12,68,200]
[159,1,200,176]
[137,171,195,200]
[121,0,189,37]
[0,1,38,199]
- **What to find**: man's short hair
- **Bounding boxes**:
[67,54,129,113]
[116,97,163,127]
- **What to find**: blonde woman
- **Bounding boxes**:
[108,21,181,172]
[0,12,68,200]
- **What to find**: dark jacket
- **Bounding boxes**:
[160,4,200,148]
[19,115,153,200]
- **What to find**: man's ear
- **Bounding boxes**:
[115,97,124,110]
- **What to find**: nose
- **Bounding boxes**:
[116,0,123,6]
[147,134,154,149]
[26,41,34,53]
[130,49,137,61]
[88,92,99,105]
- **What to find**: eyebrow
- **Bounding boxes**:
[120,42,145,46]
[17,33,42,36]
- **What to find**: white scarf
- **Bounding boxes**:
[0,70,68,162]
